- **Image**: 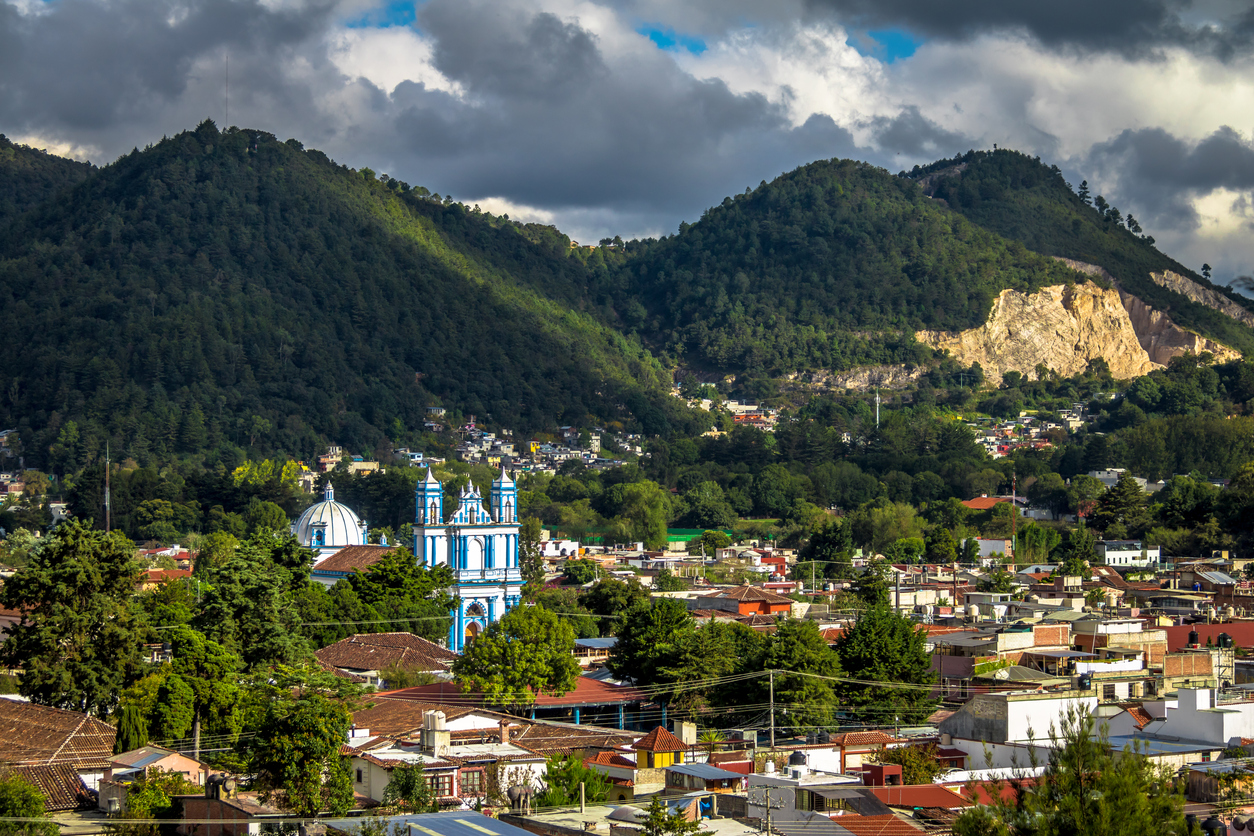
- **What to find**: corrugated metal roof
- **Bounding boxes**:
[666,763,744,780]
[1200,570,1239,586]
[574,637,618,649]
[325,811,539,836]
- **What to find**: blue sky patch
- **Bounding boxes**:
[639,26,707,55]
[849,28,923,63]
[347,1,417,29]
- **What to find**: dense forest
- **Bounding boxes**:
[0,135,93,225]
[2,124,1254,477]
[0,122,695,472]
[593,159,1088,374]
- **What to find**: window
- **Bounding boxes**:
[1102,684,1116,701]
[461,771,483,795]
[356,769,363,783]
[426,773,454,796]
[1202,752,1212,762]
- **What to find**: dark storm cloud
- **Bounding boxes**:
[1086,125,1254,228]
[0,0,338,138]
[374,0,865,218]
[804,0,1252,57]
[867,105,970,159]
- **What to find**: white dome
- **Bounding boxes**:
[292,484,366,549]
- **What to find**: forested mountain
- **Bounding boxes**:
[594,159,1088,375]
[0,121,693,472]
[911,149,1254,355]
[3,124,1253,476]
[0,135,93,227]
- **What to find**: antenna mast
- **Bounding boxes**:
[875,388,881,428]
[225,52,229,127]
[104,442,111,533]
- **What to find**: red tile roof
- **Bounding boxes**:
[140,568,192,584]
[632,726,688,753]
[11,764,94,811]
[381,676,647,708]
[315,633,457,673]
[584,751,637,769]
[829,813,925,835]
[865,785,971,809]
[0,699,116,770]
[351,698,483,736]
[312,545,399,575]
[1122,705,1153,729]
[314,656,368,683]
[709,585,795,604]
[829,731,899,747]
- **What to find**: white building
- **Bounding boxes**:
[1096,540,1161,568]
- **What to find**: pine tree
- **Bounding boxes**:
[0,519,145,717]
[952,704,1186,835]
[834,605,935,724]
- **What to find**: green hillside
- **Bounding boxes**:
[0,121,692,472]
[0,134,93,227]
[911,149,1254,355]
[597,159,1089,375]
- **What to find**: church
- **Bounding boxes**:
[413,467,523,651]
[293,468,523,653]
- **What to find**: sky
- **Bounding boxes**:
[5,0,1254,284]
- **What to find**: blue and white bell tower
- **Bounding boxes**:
[413,467,523,652]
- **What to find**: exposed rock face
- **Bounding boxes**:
[815,364,925,391]
[1149,270,1254,329]
[1117,289,1240,365]
[917,283,1161,383]
[1053,257,1117,283]
[1051,258,1242,365]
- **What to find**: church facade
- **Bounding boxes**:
[413,468,523,652]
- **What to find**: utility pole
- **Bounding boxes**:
[894,565,900,613]
[1011,471,1018,559]
[769,669,775,752]
[952,561,958,613]
[764,786,771,836]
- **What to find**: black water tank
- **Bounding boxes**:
[1202,814,1228,835]
[1220,632,1233,649]
[1189,629,1201,647]
[788,750,808,767]
[1079,673,1092,691]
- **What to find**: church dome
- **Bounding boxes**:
[292,484,366,549]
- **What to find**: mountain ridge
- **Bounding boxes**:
[1,124,1251,474]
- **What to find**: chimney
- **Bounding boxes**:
[676,720,697,746]
[499,720,511,745]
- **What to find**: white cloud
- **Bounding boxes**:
[7,133,101,162]
[472,196,558,225]
[678,23,892,136]
[328,26,463,98]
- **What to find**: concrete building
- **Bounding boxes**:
[1096,540,1161,569]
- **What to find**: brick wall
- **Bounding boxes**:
[1163,653,1213,677]
[1033,624,1070,647]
